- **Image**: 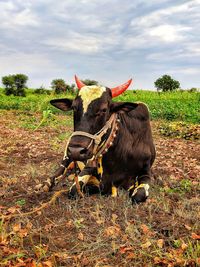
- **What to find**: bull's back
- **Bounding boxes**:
[102,102,155,183]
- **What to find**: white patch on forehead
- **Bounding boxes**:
[79,85,106,113]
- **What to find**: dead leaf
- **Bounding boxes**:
[13,223,21,232]
[157,239,164,248]
[191,233,200,240]
[7,206,19,214]
[96,218,105,225]
[141,241,151,249]
[140,224,150,234]
[25,259,37,267]
[119,246,133,254]
[184,224,192,231]
[44,223,54,232]
[181,242,188,251]
[26,222,33,229]
[18,228,28,238]
[126,252,135,259]
[42,260,53,267]
[65,220,73,229]
[104,225,121,238]
[78,232,84,241]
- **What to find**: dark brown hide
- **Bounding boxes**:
[50,86,155,203]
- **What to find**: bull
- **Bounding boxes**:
[48,76,155,203]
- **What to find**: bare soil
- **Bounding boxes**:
[0,110,199,267]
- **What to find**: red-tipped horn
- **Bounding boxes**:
[75,75,86,90]
[111,79,132,98]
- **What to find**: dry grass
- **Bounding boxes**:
[0,110,200,267]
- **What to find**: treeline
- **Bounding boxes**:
[1,74,99,97]
[1,74,199,97]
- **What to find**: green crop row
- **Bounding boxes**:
[0,89,199,123]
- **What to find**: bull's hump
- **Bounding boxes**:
[79,85,106,113]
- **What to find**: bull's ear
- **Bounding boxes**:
[110,102,138,113]
[50,98,73,111]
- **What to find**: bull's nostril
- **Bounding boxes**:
[67,146,88,159]
[80,148,88,155]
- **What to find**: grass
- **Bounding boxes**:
[0,110,199,266]
[0,88,199,124]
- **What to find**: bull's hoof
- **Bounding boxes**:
[130,184,150,204]
[67,182,84,199]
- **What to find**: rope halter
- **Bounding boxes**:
[63,113,119,160]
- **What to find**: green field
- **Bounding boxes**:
[0,89,199,124]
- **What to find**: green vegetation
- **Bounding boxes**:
[159,121,199,140]
[0,88,199,123]
[117,90,199,123]
[51,78,75,94]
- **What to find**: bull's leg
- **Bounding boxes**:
[68,166,97,198]
[129,174,151,204]
[35,158,72,193]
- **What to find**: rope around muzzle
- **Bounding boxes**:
[63,113,118,160]
[62,113,119,197]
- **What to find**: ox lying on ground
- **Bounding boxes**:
[48,76,155,203]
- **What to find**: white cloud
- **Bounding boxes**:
[149,24,191,43]
[43,31,120,55]
[0,1,39,30]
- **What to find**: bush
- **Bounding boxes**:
[189,88,199,93]
[34,86,51,95]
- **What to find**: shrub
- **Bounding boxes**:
[189,88,199,93]
[34,86,51,95]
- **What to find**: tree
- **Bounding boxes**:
[51,79,66,94]
[2,75,15,95]
[13,74,28,96]
[154,75,180,92]
[81,79,99,86]
[2,74,28,96]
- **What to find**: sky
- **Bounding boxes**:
[0,0,199,89]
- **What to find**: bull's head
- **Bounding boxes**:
[50,75,135,161]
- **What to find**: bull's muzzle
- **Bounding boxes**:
[67,145,92,161]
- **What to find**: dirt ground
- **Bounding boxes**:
[0,110,199,267]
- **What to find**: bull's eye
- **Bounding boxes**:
[102,108,107,113]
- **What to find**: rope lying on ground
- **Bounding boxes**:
[1,189,68,220]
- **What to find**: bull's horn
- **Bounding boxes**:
[111,79,132,98]
[75,75,86,90]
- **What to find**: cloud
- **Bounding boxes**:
[0,1,39,30]
[148,24,191,43]
[0,0,199,89]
